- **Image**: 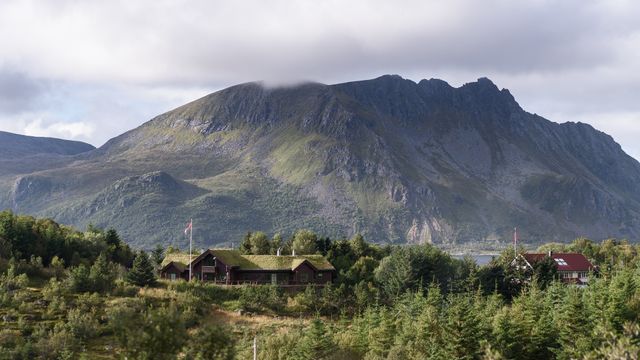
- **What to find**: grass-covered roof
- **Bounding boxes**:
[161,252,193,268]
[162,249,335,271]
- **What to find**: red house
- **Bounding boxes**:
[160,249,335,286]
[515,252,595,285]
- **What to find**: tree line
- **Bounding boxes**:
[2,210,640,359]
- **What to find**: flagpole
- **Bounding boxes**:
[514,227,517,258]
[253,336,257,360]
[189,218,193,282]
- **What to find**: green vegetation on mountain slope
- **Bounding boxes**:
[3,75,640,249]
[1,212,640,359]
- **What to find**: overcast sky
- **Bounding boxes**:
[1,0,640,159]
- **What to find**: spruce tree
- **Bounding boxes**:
[367,308,395,359]
[239,232,252,254]
[150,245,165,268]
[296,318,334,360]
[443,295,482,360]
[90,253,117,293]
[127,251,156,287]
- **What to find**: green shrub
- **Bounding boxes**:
[74,292,104,315]
[67,253,118,293]
[67,265,92,293]
[256,330,299,360]
[112,279,139,297]
[0,263,29,291]
[292,284,318,314]
[168,280,240,304]
[238,284,285,313]
[33,322,78,360]
[182,324,236,360]
[66,308,100,342]
[42,278,69,301]
[44,295,67,319]
[108,301,187,360]
[174,292,206,327]
[0,329,23,349]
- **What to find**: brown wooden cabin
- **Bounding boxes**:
[160,249,335,286]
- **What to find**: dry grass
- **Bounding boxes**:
[204,308,309,331]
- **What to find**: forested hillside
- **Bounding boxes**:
[0,212,639,359]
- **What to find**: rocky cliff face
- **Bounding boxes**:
[2,75,640,249]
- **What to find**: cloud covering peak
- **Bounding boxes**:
[0,0,639,158]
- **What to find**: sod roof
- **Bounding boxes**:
[161,252,193,268]
[162,249,335,271]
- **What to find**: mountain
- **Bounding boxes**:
[0,131,94,157]
[0,132,95,208]
[2,75,640,249]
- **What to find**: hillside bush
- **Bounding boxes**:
[67,253,118,293]
[168,280,241,304]
[238,284,285,312]
[108,301,187,360]
[182,324,236,360]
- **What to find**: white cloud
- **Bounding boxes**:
[0,0,639,159]
[23,118,95,140]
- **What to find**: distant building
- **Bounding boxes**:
[160,249,335,286]
[513,252,596,285]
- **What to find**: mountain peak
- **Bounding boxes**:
[457,77,519,110]
[476,76,498,87]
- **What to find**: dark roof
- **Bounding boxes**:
[162,249,335,272]
[522,253,594,272]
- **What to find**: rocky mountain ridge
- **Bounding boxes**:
[1,75,639,249]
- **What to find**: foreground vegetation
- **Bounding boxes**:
[1,210,640,359]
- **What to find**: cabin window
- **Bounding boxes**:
[300,272,309,283]
[170,273,176,281]
[202,256,216,266]
[317,273,323,278]
[271,273,277,285]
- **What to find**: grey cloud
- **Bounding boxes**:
[0,70,47,114]
[1,0,636,85]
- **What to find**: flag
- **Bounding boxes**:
[184,220,192,235]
